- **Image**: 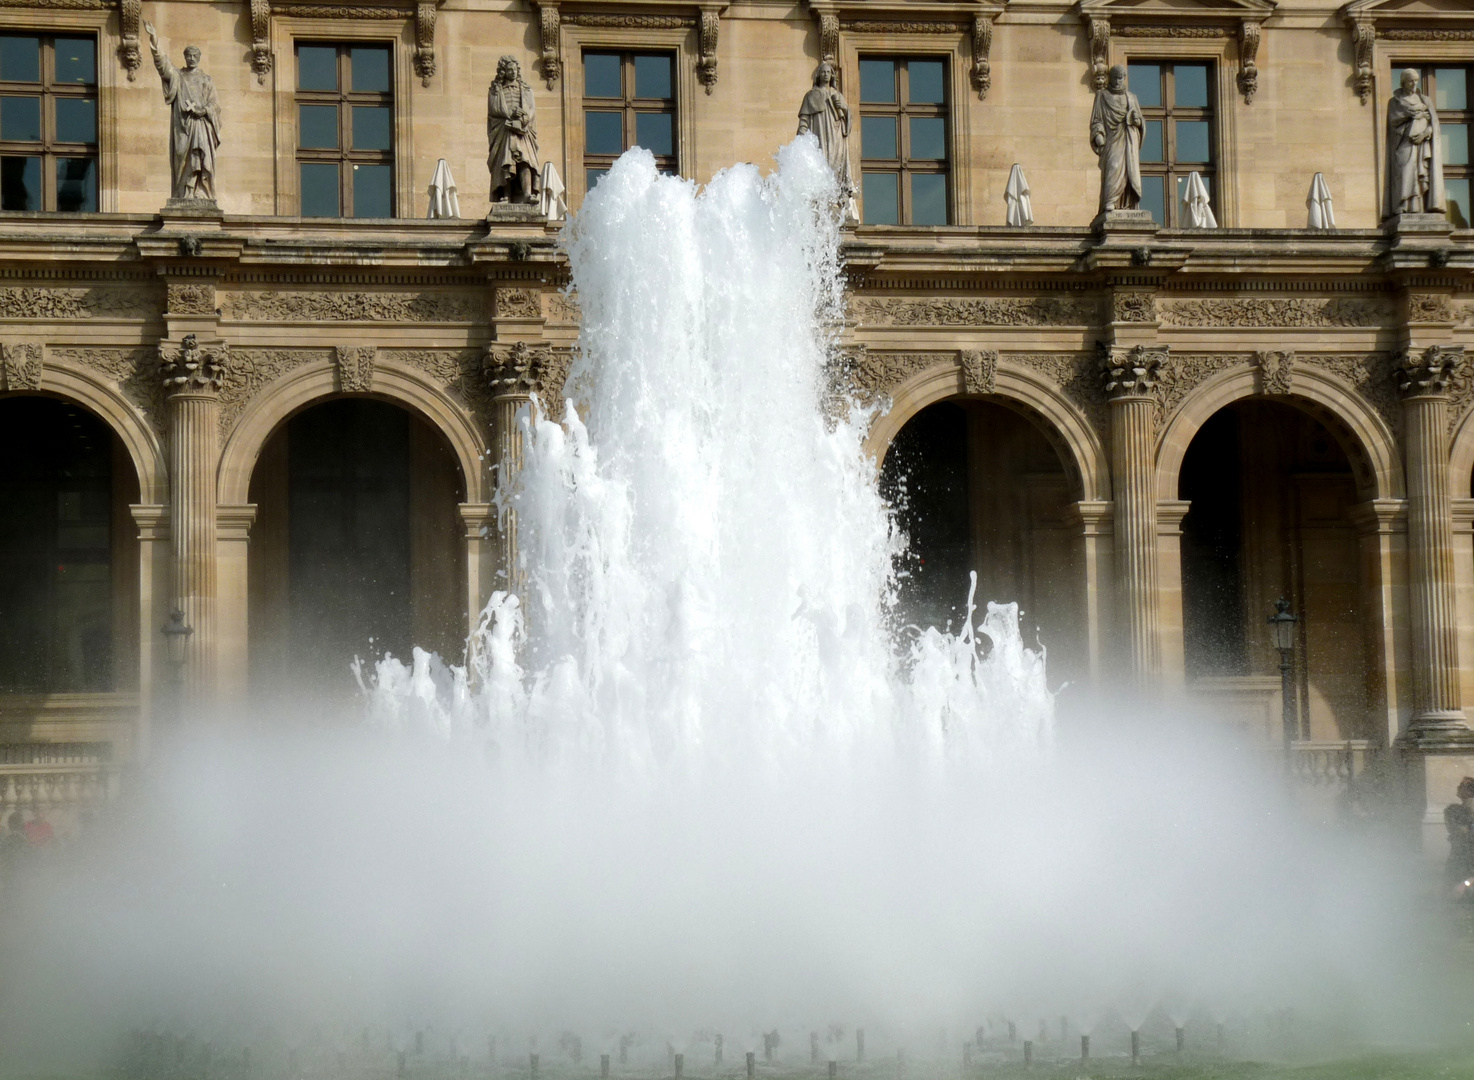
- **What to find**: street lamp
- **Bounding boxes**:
[1268,597,1299,765]
[161,607,193,682]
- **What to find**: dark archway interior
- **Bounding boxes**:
[247,398,465,695]
[0,395,139,693]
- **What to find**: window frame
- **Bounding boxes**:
[1389,62,1472,229]
[856,55,952,227]
[581,50,678,193]
[293,41,395,219]
[1128,59,1217,228]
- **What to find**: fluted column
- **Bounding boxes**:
[161,334,225,704]
[484,341,548,599]
[1397,345,1473,745]
[1103,344,1166,685]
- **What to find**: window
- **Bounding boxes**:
[1392,64,1471,228]
[1127,61,1215,227]
[295,43,393,218]
[583,51,676,191]
[858,57,949,226]
[0,34,97,212]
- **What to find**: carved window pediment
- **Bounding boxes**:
[250,0,443,86]
[535,0,727,93]
[806,1,1005,99]
[1076,0,1274,102]
[1342,0,1474,104]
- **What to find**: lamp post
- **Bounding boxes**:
[1268,597,1299,769]
[161,608,193,712]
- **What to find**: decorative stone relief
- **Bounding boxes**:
[1,343,41,390]
[697,7,719,93]
[1396,344,1466,397]
[49,346,161,433]
[840,20,966,34]
[1348,15,1376,104]
[970,14,992,100]
[1155,353,1251,429]
[413,0,436,85]
[1407,292,1453,323]
[167,282,217,315]
[547,291,581,324]
[960,349,997,395]
[119,0,142,79]
[492,287,543,321]
[482,341,571,417]
[1086,14,1110,91]
[254,3,437,87]
[1237,20,1261,104]
[217,347,330,438]
[816,10,839,65]
[1100,343,1167,399]
[536,1,560,89]
[563,13,692,28]
[335,345,377,392]
[1012,352,1107,436]
[1299,352,1399,434]
[1255,350,1294,395]
[1157,296,1393,328]
[226,290,481,322]
[0,286,152,320]
[826,347,955,409]
[852,295,1097,327]
[249,0,271,82]
[159,334,226,394]
[1111,290,1155,323]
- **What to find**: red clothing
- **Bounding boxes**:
[24,819,53,846]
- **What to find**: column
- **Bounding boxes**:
[1346,499,1410,747]
[459,502,496,636]
[1397,345,1474,746]
[1064,500,1112,682]
[1155,499,1192,691]
[484,340,545,600]
[161,334,226,705]
[129,504,170,757]
[1103,344,1166,685]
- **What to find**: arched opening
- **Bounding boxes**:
[0,395,140,694]
[247,398,466,697]
[880,398,1084,680]
[1179,399,1372,740]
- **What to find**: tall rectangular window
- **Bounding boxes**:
[296,42,393,218]
[859,57,949,226]
[0,34,98,212]
[582,51,676,191]
[1128,61,1215,227]
[1392,64,1471,229]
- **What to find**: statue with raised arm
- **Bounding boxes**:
[1386,67,1446,219]
[1090,64,1144,214]
[797,62,854,200]
[145,22,221,202]
[488,56,540,203]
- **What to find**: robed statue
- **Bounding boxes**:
[1090,64,1144,214]
[488,56,540,203]
[797,62,854,199]
[145,23,221,202]
[1385,67,1446,219]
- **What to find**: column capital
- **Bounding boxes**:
[1100,342,1168,400]
[484,339,555,399]
[159,333,227,396]
[1395,344,1466,400]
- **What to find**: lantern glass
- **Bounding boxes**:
[1268,599,1297,652]
[163,609,193,666]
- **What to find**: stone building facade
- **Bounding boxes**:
[3,0,1474,841]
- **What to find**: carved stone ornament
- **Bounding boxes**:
[563,13,693,29]
[970,14,992,100]
[160,334,226,394]
[250,0,271,83]
[1112,290,1155,323]
[251,1,438,86]
[1407,292,1453,324]
[1157,295,1393,328]
[1396,344,1466,398]
[1238,20,1261,104]
[698,6,720,93]
[1255,349,1293,395]
[817,9,839,65]
[1087,14,1111,91]
[167,282,217,316]
[493,286,543,321]
[485,340,554,397]
[335,345,377,392]
[536,1,560,89]
[1,342,42,391]
[227,290,482,322]
[1100,342,1167,399]
[1348,15,1375,104]
[852,294,1097,328]
[120,0,143,80]
[414,1,436,85]
[960,349,998,395]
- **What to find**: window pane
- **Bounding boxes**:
[1128,63,1161,108]
[350,46,390,93]
[352,105,392,150]
[1139,174,1165,225]
[1442,122,1469,167]
[301,162,340,216]
[1,96,40,142]
[584,53,621,98]
[907,60,945,104]
[587,168,608,191]
[56,156,96,212]
[1436,68,1468,112]
[54,37,95,84]
[911,173,947,225]
[862,171,898,225]
[1175,120,1211,163]
[1174,64,1209,108]
[634,111,673,156]
[0,37,40,83]
[352,163,392,217]
[1448,178,1471,230]
[635,55,672,100]
[0,155,39,210]
[298,45,338,91]
[860,59,896,103]
[55,97,96,144]
[299,104,339,149]
[862,115,897,160]
[1141,119,1164,163]
[585,110,623,155]
[908,116,946,160]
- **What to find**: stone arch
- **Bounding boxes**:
[1155,365,1403,502]
[865,357,1111,502]
[217,359,489,506]
[1448,405,1474,499]
[4,359,168,503]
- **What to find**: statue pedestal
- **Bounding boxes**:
[1384,211,1453,236]
[486,202,544,225]
[1091,208,1158,236]
[160,198,224,230]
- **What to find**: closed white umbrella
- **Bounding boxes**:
[1308,172,1336,230]
[427,158,460,219]
[540,162,568,221]
[1004,162,1033,226]
[1179,170,1217,229]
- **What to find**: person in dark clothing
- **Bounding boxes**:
[1444,777,1474,897]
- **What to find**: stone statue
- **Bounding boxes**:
[1089,64,1144,214]
[1385,68,1446,219]
[145,23,221,202]
[488,56,540,203]
[796,62,853,199]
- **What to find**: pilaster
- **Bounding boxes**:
[216,504,258,700]
[459,502,496,637]
[1064,500,1113,683]
[483,340,554,600]
[1156,499,1192,693]
[129,503,170,756]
